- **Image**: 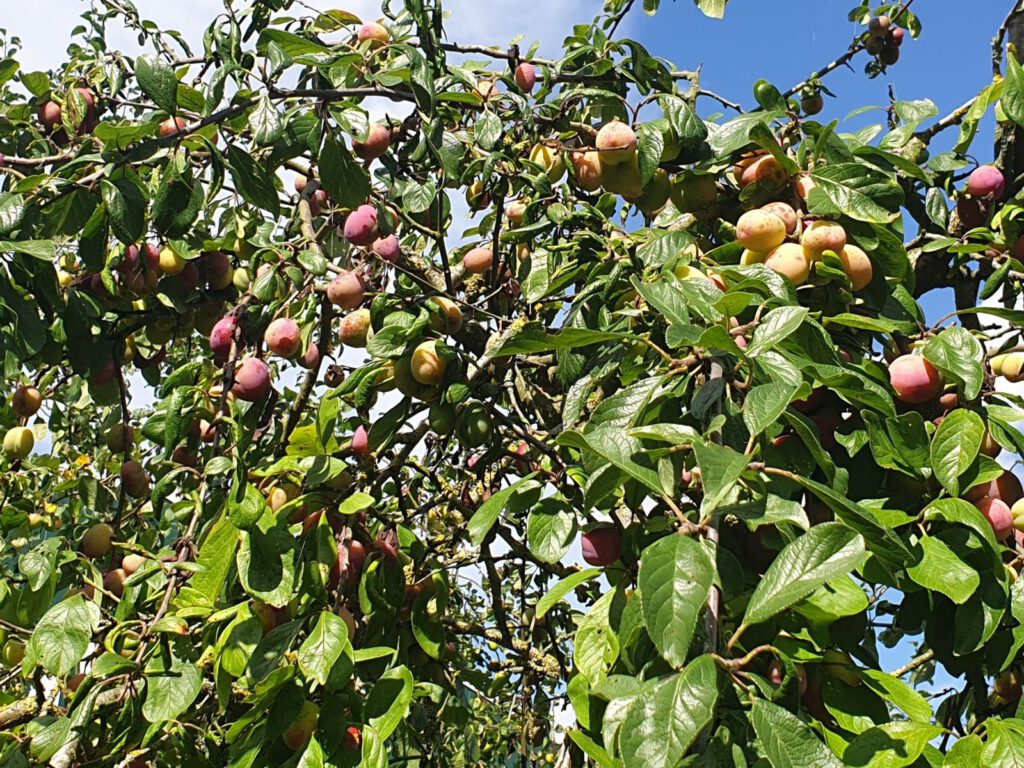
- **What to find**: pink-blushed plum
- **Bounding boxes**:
[760,201,798,234]
[353,123,391,161]
[737,210,787,251]
[570,151,604,192]
[264,318,301,358]
[888,27,905,46]
[209,315,237,363]
[232,358,271,402]
[966,471,1024,506]
[767,659,808,694]
[371,234,401,263]
[358,22,389,47]
[103,568,127,598]
[515,62,537,93]
[340,309,372,348]
[977,497,1014,540]
[159,116,188,138]
[120,460,150,497]
[205,251,233,290]
[177,262,200,291]
[463,247,494,274]
[122,554,146,575]
[299,343,320,370]
[581,526,622,566]
[868,14,891,37]
[839,244,873,291]
[801,220,847,260]
[764,243,811,285]
[996,669,1022,702]
[411,340,447,385]
[327,271,365,309]
[342,204,379,247]
[595,120,637,166]
[38,101,62,131]
[12,385,42,418]
[981,428,1001,458]
[505,200,527,225]
[967,165,1005,199]
[888,354,943,404]
[352,425,371,457]
[740,155,788,190]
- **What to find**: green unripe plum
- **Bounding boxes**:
[429,403,457,434]
[1,640,24,668]
[458,402,493,448]
[601,155,644,198]
[670,173,717,212]
[629,169,671,213]
[81,523,115,559]
[105,423,135,453]
[3,427,34,459]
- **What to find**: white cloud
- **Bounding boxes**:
[9,0,599,73]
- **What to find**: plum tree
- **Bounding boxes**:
[6,1,1024,765]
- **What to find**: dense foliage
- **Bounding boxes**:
[7,0,1024,765]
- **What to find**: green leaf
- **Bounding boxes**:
[491,323,635,356]
[526,497,576,563]
[319,135,370,210]
[638,535,714,668]
[236,524,296,608]
[807,163,903,223]
[618,656,720,768]
[226,145,280,216]
[744,382,799,436]
[467,475,539,545]
[637,123,665,186]
[142,650,203,723]
[983,718,1024,765]
[859,670,933,723]
[907,535,979,604]
[694,0,727,19]
[250,94,283,145]
[366,665,413,741]
[135,54,177,113]
[575,587,623,684]
[101,179,147,245]
[536,569,602,619]
[749,698,843,768]
[747,306,808,357]
[30,595,100,676]
[693,441,749,513]
[930,409,985,496]
[1004,51,1024,129]
[298,611,351,687]
[0,240,56,261]
[923,327,984,402]
[842,721,943,767]
[559,427,663,495]
[741,523,866,629]
[187,517,239,606]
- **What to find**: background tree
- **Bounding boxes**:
[3,0,1024,765]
